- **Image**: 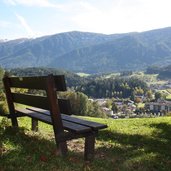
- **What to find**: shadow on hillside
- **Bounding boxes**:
[95,122,171,170]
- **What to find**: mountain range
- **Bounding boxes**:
[1,27,171,74]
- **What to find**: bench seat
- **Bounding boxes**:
[27,107,107,130]
[16,108,92,133]
[15,108,107,133]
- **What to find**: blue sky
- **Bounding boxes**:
[1,0,171,40]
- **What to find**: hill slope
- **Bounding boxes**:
[1,27,171,73]
[1,116,171,171]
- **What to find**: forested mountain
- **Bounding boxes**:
[158,65,171,79]
[146,65,171,79]
[1,27,171,73]
[146,64,171,79]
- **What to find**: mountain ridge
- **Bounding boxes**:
[1,27,171,73]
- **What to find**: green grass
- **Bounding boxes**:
[76,72,90,77]
[158,89,171,100]
[166,94,171,100]
[104,73,120,78]
[1,116,171,171]
[137,103,145,108]
[166,89,171,94]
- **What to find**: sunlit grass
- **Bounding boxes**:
[76,72,90,77]
[1,116,171,171]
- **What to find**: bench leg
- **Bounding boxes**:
[11,117,18,127]
[54,132,68,156]
[84,134,95,161]
[58,141,68,156]
[31,118,38,131]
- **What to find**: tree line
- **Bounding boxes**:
[76,77,147,99]
[9,67,148,99]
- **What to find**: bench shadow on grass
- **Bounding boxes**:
[0,125,90,171]
[1,122,171,171]
[95,122,171,170]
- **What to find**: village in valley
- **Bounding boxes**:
[88,73,171,119]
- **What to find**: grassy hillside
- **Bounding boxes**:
[1,116,171,171]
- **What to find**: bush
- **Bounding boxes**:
[59,91,107,118]
[0,101,8,115]
[166,112,171,116]
[0,117,10,129]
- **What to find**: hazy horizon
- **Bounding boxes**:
[1,0,171,40]
[1,26,171,41]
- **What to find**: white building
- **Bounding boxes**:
[145,100,171,113]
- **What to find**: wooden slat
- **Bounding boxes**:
[9,75,66,91]
[12,93,71,114]
[27,107,107,130]
[62,114,107,130]
[54,75,66,91]
[58,99,71,115]
[16,108,91,133]
[12,93,49,110]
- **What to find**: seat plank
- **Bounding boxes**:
[16,108,91,133]
[26,107,107,130]
[62,114,107,130]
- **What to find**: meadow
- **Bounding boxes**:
[1,116,171,171]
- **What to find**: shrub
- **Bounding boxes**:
[0,100,8,115]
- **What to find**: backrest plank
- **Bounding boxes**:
[58,99,71,115]
[12,93,71,115]
[9,75,66,91]
[12,93,49,110]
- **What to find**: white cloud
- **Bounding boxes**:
[71,0,171,34]
[15,13,34,37]
[6,0,62,8]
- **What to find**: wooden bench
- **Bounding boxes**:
[3,74,107,161]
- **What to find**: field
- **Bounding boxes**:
[76,73,90,77]
[157,89,171,100]
[1,116,171,171]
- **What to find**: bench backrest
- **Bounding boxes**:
[3,74,71,130]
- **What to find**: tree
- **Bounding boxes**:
[0,68,5,90]
[146,90,153,101]
[61,91,88,115]
[134,87,144,96]
[0,68,8,115]
[89,101,106,118]
[111,102,118,113]
[105,99,112,108]
[134,97,142,103]
[58,91,106,118]
[0,68,5,100]
[155,92,162,101]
